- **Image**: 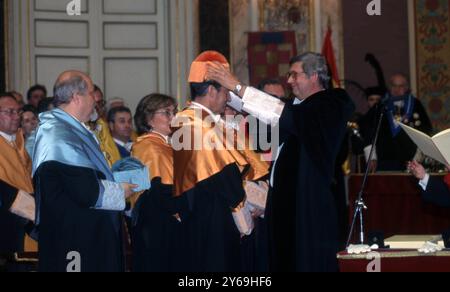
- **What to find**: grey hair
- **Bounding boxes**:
[290,52,331,90]
[53,76,88,107]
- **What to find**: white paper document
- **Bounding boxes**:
[399,123,450,166]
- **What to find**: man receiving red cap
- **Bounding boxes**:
[171,51,269,272]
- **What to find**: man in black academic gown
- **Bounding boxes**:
[32,71,136,272]
[206,52,355,272]
[359,74,432,172]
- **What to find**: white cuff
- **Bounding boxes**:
[97,180,126,211]
[10,190,36,222]
[242,87,285,126]
[244,181,268,211]
[232,206,254,236]
[419,173,430,191]
[364,145,378,162]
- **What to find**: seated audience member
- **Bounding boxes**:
[27,85,47,109]
[21,105,39,139]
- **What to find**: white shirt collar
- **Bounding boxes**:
[0,131,17,144]
[293,98,304,105]
[394,100,405,108]
[190,102,222,123]
[113,138,133,151]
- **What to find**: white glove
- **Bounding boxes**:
[418,241,443,254]
[347,244,379,254]
[232,204,254,236]
[244,181,268,214]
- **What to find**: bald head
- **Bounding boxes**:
[54,70,89,98]
[54,70,95,122]
[57,70,88,82]
[390,73,410,97]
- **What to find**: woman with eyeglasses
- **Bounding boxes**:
[131,93,187,272]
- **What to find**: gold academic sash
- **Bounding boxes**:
[0,129,33,194]
[94,118,122,167]
[130,132,174,205]
[132,132,174,186]
[172,107,267,197]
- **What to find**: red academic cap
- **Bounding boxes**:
[188,51,230,83]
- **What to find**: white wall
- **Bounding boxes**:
[8,0,197,112]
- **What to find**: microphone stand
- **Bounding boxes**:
[346,102,386,247]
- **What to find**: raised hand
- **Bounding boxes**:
[205,62,241,93]
[407,161,426,180]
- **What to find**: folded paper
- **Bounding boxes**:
[112,157,151,193]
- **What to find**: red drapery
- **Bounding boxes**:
[348,174,450,240]
[247,31,297,86]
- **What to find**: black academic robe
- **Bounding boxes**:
[359,98,432,171]
[267,89,355,272]
[0,180,27,253]
[422,177,450,208]
[333,133,350,251]
[34,161,124,272]
[182,164,246,272]
[132,178,189,272]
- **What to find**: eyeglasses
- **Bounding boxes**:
[155,110,178,118]
[0,109,23,116]
[286,71,307,80]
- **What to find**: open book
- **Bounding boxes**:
[400,123,450,165]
